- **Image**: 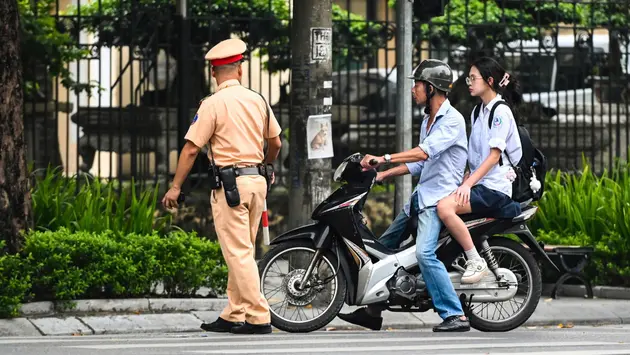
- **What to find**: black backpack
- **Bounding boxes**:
[473,101,547,202]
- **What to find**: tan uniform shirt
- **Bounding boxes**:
[184,79,282,167]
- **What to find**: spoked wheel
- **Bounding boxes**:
[258,240,347,333]
[467,237,542,332]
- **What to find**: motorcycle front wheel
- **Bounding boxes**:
[467,237,543,332]
[258,240,347,333]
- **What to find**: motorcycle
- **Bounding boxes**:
[258,153,559,333]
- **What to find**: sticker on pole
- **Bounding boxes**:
[307,114,334,160]
[310,27,332,63]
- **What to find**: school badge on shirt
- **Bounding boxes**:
[493,116,502,127]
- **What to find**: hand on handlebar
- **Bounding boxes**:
[360,154,383,170]
[375,171,387,183]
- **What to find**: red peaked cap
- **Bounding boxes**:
[210,54,243,67]
[205,38,247,66]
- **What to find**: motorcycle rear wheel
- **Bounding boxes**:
[467,237,542,332]
[258,240,347,333]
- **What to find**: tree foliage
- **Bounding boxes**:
[16,0,388,101]
[18,0,91,98]
[387,0,628,48]
[19,0,629,96]
[67,0,388,72]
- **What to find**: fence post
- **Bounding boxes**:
[395,0,413,216]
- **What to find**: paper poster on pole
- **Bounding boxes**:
[307,114,334,160]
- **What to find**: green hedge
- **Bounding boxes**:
[530,158,630,287]
[0,229,227,318]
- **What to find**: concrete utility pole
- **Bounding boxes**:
[288,0,334,229]
[394,0,414,216]
[176,0,191,161]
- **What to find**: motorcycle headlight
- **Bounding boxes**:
[333,161,348,182]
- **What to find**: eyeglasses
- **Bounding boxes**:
[465,75,482,86]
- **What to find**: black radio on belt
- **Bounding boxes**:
[208,164,222,190]
[259,163,274,192]
[207,143,222,190]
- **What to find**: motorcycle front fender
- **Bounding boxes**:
[270,222,333,249]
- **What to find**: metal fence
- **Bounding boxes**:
[22,0,630,191]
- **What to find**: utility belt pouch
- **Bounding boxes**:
[219,167,240,207]
[208,164,222,190]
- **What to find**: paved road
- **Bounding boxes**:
[1,325,630,355]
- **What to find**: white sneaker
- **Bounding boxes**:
[461,258,488,284]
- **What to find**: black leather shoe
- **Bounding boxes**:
[337,307,383,331]
[200,317,244,333]
[230,322,273,334]
[432,315,471,332]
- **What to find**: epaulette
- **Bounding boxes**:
[199,93,213,105]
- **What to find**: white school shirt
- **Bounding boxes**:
[468,94,523,198]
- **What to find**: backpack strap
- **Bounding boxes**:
[473,104,481,125]
[487,101,509,129]
[487,101,513,167]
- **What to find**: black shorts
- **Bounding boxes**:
[470,184,522,219]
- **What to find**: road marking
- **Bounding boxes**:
[446,351,630,355]
[65,336,497,349]
[0,333,485,345]
[180,341,615,354]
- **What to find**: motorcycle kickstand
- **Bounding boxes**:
[459,293,475,317]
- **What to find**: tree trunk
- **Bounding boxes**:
[0,0,33,254]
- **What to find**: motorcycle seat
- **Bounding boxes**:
[373,200,534,253]
[457,199,533,222]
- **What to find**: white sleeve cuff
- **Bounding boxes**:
[419,143,432,158]
[488,138,506,151]
[405,162,423,177]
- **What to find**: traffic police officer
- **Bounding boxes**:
[162,38,282,335]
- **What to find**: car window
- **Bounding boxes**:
[555,47,603,90]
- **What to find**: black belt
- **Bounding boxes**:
[234,166,263,176]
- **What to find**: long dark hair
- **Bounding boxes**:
[471,56,523,119]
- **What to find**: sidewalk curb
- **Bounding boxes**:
[2,298,630,337]
[542,284,630,300]
[18,298,228,317]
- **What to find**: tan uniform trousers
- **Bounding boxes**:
[211,174,270,325]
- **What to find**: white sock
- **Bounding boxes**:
[465,248,482,261]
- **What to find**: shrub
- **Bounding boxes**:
[531,157,630,239]
[0,242,32,318]
[528,158,630,287]
[31,166,172,235]
[0,230,227,317]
